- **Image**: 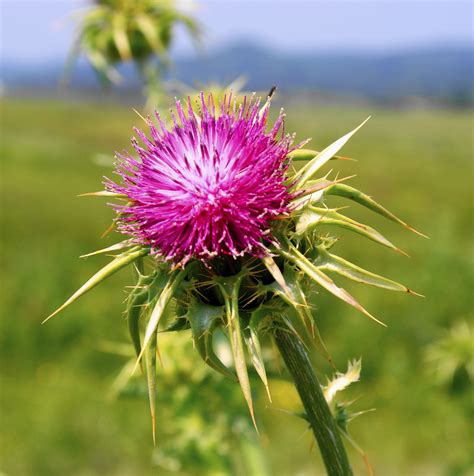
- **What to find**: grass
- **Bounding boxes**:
[1,97,472,475]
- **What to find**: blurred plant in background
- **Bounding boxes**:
[100,333,269,475]
[66,0,200,107]
[424,320,474,474]
[426,320,473,392]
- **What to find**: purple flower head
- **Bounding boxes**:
[106,93,294,264]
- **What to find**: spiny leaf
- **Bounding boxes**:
[245,308,272,401]
[324,359,361,403]
[101,200,134,238]
[294,175,355,203]
[316,247,422,295]
[126,272,158,361]
[44,248,148,323]
[295,206,407,256]
[134,266,191,373]
[80,241,135,258]
[127,291,148,364]
[265,282,305,328]
[325,183,428,238]
[145,326,157,445]
[162,317,190,332]
[282,266,334,365]
[267,277,333,366]
[291,175,356,209]
[78,190,127,198]
[187,301,236,380]
[220,279,258,431]
[134,256,145,277]
[295,117,370,188]
[280,243,385,326]
[289,148,354,162]
[262,255,295,303]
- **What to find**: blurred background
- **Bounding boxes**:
[1,1,473,475]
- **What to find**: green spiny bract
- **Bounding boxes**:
[47,95,424,439]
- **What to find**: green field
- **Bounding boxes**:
[1,98,472,475]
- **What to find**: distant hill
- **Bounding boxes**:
[171,43,473,105]
[2,42,473,105]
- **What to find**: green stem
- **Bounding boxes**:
[274,328,353,476]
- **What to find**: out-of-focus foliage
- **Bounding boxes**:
[102,334,268,474]
[426,320,473,391]
[423,320,474,475]
[68,0,199,106]
[1,98,472,475]
[74,0,199,81]
[172,77,249,104]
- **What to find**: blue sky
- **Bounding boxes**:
[1,1,472,62]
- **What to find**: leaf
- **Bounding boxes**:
[295,118,370,188]
[44,248,148,323]
[80,241,135,258]
[187,301,236,380]
[266,268,333,365]
[134,266,190,372]
[145,325,157,444]
[291,175,355,209]
[295,207,406,256]
[325,183,428,238]
[112,12,131,61]
[316,247,421,295]
[135,14,166,56]
[126,272,158,361]
[78,191,128,198]
[85,47,121,84]
[289,148,353,162]
[280,243,385,326]
[162,317,190,332]
[282,266,334,365]
[127,290,147,363]
[262,255,295,304]
[324,359,361,403]
[245,308,271,401]
[219,279,258,431]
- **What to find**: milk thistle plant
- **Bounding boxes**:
[47,91,424,475]
[67,0,199,107]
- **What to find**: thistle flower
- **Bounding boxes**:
[105,93,293,264]
[47,91,424,473]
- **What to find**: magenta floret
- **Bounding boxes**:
[106,93,294,263]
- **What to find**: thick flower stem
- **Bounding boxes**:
[274,328,353,476]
